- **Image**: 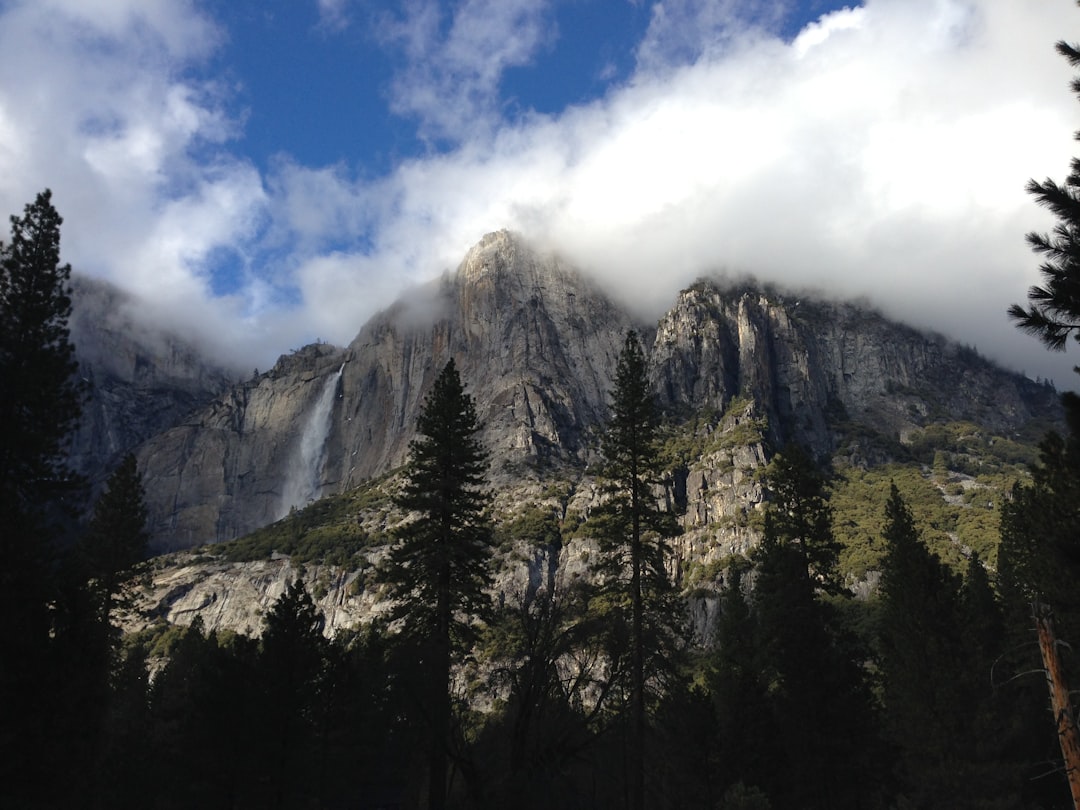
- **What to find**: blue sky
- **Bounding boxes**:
[0,0,1078,387]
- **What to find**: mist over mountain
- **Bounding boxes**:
[67,275,238,492]
[64,231,1059,555]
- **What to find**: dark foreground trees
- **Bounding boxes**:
[587,330,682,810]
[0,189,84,807]
[749,448,882,809]
[81,453,150,636]
[1008,10,1080,807]
[381,358,494,810]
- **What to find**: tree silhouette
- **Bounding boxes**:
[587,330,682,810]
[81,453,149,635]
[1008,17,1080,805]
[0,189,82,515]
[1010,36,1080,355]
[750,449,882,809]
[0,189,84,806]
[877,484,969,806]
[258,579,329,808]
[381,358,493,810]
[761,444,841,592]
[705,566,774,800]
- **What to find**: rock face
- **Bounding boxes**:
[137,554,379,638]
[127,230,1059,553]
[326,230,636,487]
[68,276,237,489]
[651,283,1056,455]
[136,343,347,551]
[138,231,637,551]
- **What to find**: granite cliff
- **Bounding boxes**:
[123,231,1056,554]
[107,230,1061,637]
[68,276,237,491]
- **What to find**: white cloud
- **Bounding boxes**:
[634,0,784,72]
[0,0,280,366]
[339,0,1080,386]
[316,0,353,31]
[378,0,557,142]
[1,0,1079,389]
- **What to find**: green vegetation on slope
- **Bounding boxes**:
[210,473,397,565]
[832,421,1034,580]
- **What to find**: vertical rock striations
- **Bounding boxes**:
[324,229,637,490]
[129,231,1060,552]
[68,275,238,488]
[137,344,346,551]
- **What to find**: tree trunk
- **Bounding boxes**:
[631,482,644,810]
[429,563,452,810]
[1033,602,1080,810]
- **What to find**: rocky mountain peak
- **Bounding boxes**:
[99,232,1062,552]
[457,228,520,284]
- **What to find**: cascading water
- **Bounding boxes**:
[278,363,345,518]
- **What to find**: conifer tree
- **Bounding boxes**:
[1010,34,1080,358]
[877,484,968,806]
[705,567,773,798]
[81,453,149,633]
[761,444,841,592]
[750,448,881,809]
[0,189,83,806]
[46,456,148,808]
[259,580,329,808]
[1008,17,1080,806]
[382,358,493,810]
[587,330,681,810]
[0,189,82,515]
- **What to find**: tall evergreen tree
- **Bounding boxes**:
[1008,15,1080,806]
[0,189,84,807]
[0,188,82,514]
[587,329,681,810]
[705,566,774,800]
[258,580,330,809]
[30,454,149,808]
[761,444,842,592]
[382,358,493,810]
[81,453,149,634]
[877,484,968,807]
[147,618,261,808]
[750,448,881,809]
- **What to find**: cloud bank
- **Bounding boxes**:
[0,0,1077,388]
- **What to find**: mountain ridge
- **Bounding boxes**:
[67,229,1057,553]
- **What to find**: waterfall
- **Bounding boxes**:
[278,363,345,518]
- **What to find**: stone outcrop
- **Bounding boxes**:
[137,231,638,551]
[125,230,1059,554]
[326,230,637,486]
[68,275,237,489]
[135,343,347,551]
[134,553,381,637]
[650,282,1059,457]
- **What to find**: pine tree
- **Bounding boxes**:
[0,189,84,806]
[587,330,681,810]
[381,358,493,810]
[705,566,774,799]
[81,453,149,633]
[750,450,881,809]
[1007,18,1080,806]
[761,444,841,592]
[1009,35,1080,356]
[877,484,969,807]
[259,580,329,808]
[147,618,261,807]
[0,188,82,514]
